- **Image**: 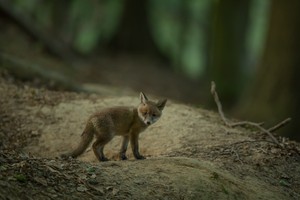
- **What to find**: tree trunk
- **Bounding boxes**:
[209,0,250,107]
[236,0,300,140]
[106,0,162,58]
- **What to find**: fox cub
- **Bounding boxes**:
[61,92,167,161]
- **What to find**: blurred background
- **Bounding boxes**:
[0,0,299,140]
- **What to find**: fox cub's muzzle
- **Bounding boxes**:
[144,115,159,125]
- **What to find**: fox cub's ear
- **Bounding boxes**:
[156,99,167,111]
[140,92,149,104]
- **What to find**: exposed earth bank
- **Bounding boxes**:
[0,72,300,199]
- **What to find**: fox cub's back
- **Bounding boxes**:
[89,106,137,135]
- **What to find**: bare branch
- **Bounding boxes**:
[268,118,291,133]
[210,81,289,147]
[210,81,230,126]
[230,121,263,128]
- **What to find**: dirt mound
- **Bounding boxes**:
[23,97,217,162]
[1,72,300,199]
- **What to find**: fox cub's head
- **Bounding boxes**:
[138,92,167,126]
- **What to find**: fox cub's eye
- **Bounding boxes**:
[152,114,156,117]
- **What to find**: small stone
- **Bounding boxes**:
[88,179,98,185]
[90,174,97,179]
[77,185,88,192]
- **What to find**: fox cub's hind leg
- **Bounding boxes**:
[119,136,129,160]
[92,129,114,162]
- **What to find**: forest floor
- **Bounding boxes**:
[1,23,300,200]
[1,69,300,200]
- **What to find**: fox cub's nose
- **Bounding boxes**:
[146,121,151,125]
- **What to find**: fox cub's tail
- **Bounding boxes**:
[60,122,94,159]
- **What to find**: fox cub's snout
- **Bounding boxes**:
[138,92,167,125]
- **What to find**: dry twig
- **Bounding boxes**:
[210,81,290,147]
[230,147,243,164]
[268,118,291,133]
[210,81,230,126]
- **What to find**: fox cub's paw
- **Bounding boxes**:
[98,157,109,162]
[120,154,128,160]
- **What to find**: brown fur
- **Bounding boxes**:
[61,93,167,161]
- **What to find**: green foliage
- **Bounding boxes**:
[69,0,123,54]
[14,174,27,183]
[34,2,52,28]
[13,0,38,13]
[86,166,96,174]
[10,0,123,54]
[71,0,122,54]
[245,0,270,73]
[149,0,211,79]
[69,0,102,53]
[279,179,291,187]
[9,0,270,82]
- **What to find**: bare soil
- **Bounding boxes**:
[1,70,300,200]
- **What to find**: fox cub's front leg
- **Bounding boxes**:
[130,133,145,160]
[119,136,129,160]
